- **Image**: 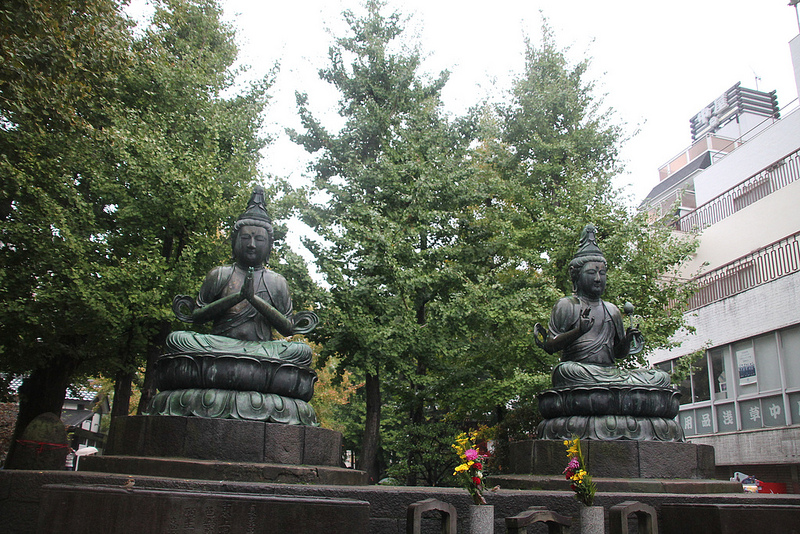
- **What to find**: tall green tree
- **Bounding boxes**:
[486,23,697,360]
[1,0,136,467]
[104,0,273,415]
[290,0,480,484]
[450,24,698,444]
[0,0,273,467]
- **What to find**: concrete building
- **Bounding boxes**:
[641,32,800,494]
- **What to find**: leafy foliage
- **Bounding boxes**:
[290,0,483,484]
[0,0,274,465]
[292,8,697,484]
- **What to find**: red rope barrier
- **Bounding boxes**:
[15,439,70,455]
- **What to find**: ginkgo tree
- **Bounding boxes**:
[0,0,276,467]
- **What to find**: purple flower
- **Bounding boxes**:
[465,449,479,461]
[563,457,580,476]
[568,457,580,470]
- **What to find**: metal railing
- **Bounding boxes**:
[687,232,800,310]
[673,147,800,232]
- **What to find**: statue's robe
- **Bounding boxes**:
[549,296,670,388]
[166,264,312,367]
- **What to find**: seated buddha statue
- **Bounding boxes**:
[534,225,670,388]
[149,186,319,424]
[167,186,317,364]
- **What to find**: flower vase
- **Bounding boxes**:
[578,505,604,534]
[468,504,494,534]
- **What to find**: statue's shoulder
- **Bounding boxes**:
[260,268,289,289]
[553,295,581,311]
[205,264,236,285]
[198,265,236,304]
[601,299,622,317]
[550,295,581,329]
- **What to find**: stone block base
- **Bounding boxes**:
[85,415,368,485]
[506,439,716,479]
[37,483,370,533]
[2,470,798,534]
[105,415,342,466]
[661,503,800,534]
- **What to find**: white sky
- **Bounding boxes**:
[212,0,800,206]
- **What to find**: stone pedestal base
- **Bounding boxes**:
[506,439,716,479]
[537,414,684,441]
[82,415,367,485]
[537,385,684,441]
[80,455,366,485]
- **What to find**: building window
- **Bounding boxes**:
[710,348,728,399]
[754,333,781,393]
[733,340,759,396]
[692,356,711,403]
[739,398,763,430]
[762,396,786,427]
[789,392,800,422]
[678,374,692,405]
[671,323,800,435]
[716,403,737,432]
[781,325,800,390]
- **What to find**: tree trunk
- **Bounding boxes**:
[4,356,78,469]
[136,320,171,414]
[111,369,134,417]
[358,371,382,484]
[406,354,426,486]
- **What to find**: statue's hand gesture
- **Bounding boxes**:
[578,306,594,334]
[625,324,641,342]
[533,323,549,349]
[241,267,255,302]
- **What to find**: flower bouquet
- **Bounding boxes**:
[563,436,596,506]
[452,430,487,505]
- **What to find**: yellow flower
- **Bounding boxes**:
[455,463,469,473]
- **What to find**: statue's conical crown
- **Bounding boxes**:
[237,185,272,228]
[571,224,605,263]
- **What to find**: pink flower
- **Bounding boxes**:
[563,457,580,476]
[465,449,479,461]
[568,457,580,469]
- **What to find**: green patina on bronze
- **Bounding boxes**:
[148,187,319,425]
[534,225,683,441]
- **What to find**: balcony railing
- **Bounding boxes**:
[672,147,800,232]
[687,232,800,310]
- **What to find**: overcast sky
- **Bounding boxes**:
[202,0,800,206]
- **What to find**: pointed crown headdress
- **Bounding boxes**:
[234,186,273,233]
[569,224,606,270]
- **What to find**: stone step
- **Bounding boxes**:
[80,455,367,486]
[487,474,743,494]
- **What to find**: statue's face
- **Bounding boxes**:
[234,225,270,267]
[576,261,606,299]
